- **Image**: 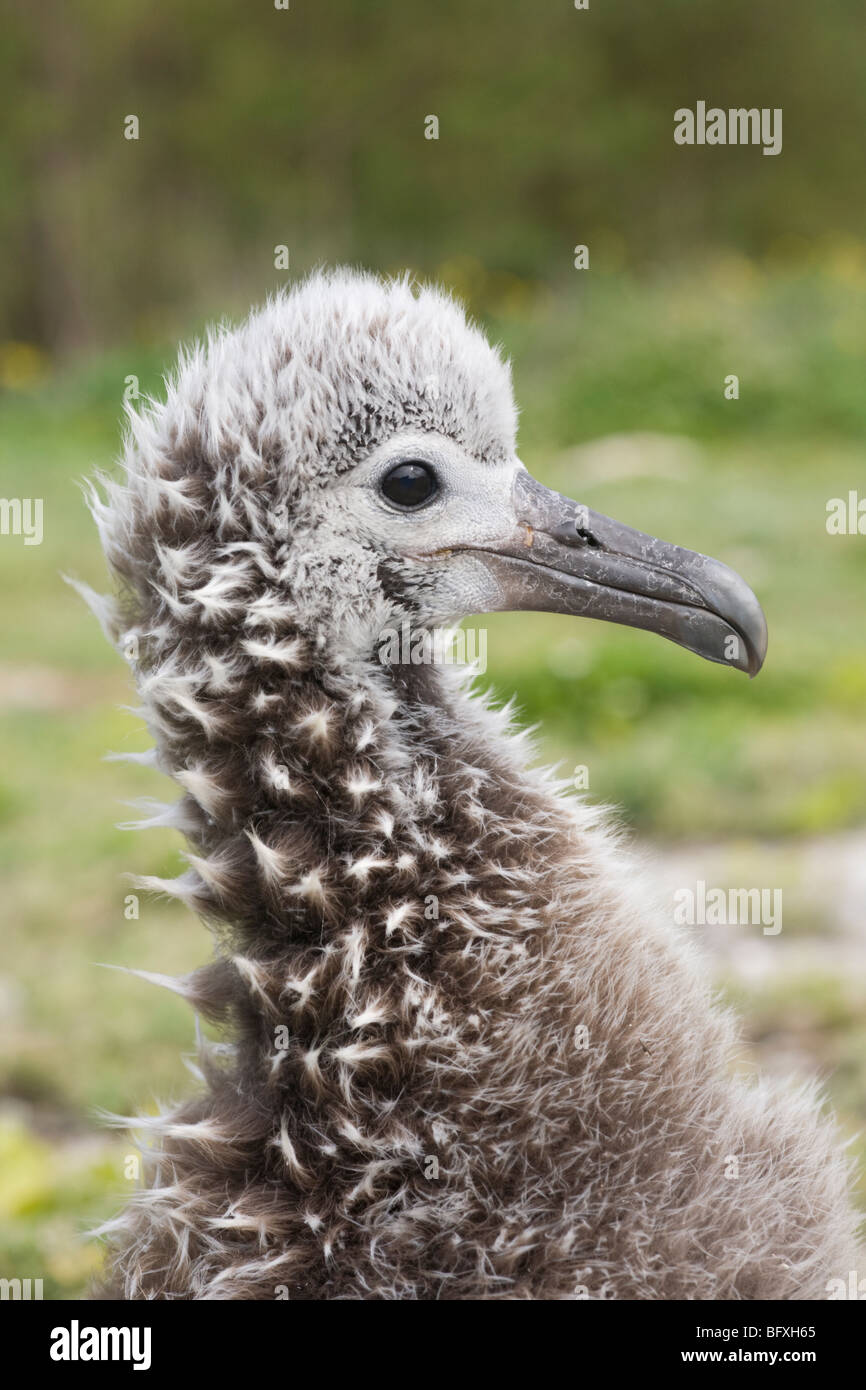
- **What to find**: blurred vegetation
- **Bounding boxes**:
[3,0,866,353]
[0,0,864,1297]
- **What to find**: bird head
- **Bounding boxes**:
[105,269,766,679]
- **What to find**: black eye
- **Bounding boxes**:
[380,461,438,509]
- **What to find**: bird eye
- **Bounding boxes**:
[380,461,438,509]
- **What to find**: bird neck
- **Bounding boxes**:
[130,631,570,1092]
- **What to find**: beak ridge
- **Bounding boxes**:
[470,469,768,677]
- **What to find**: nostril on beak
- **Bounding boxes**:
[547,518,601,549]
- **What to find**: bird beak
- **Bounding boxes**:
[472,469,768,677]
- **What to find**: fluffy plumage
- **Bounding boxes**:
[86,269,860,1299]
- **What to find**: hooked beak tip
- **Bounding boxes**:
[699,556,768,679]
